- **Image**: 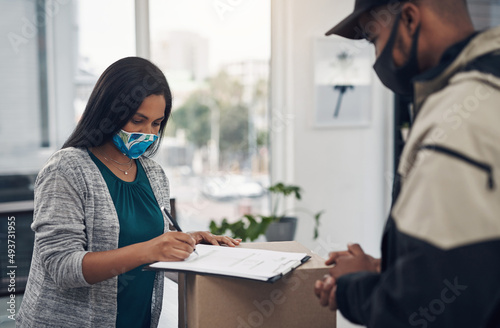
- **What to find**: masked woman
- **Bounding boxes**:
[18,57,240,328]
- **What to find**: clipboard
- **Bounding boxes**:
[145,244,311,283]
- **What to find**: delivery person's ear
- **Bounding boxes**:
[400,2,421,38]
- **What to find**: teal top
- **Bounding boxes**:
[88,151,164,328]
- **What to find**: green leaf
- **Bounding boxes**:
[243,214,257,225]
[268,182,284,194]
[231,220,248,240]
[257,216,274,236]
[246,218,261,241]
[313,211,324,240]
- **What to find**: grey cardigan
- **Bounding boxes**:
[17,147,170,328]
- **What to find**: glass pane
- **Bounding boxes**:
[150,1,271,232]
[0,0,135,202]
[75,0,135,121]
[468,0,500,29]
[0,0,43,176]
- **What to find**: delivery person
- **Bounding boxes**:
[314,0,500,327]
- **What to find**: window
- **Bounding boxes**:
[149,0,272,231]
[1,0,272,235]
[75,0,135,121]
[468,0,500,29]
[0,0,136,194]
[0,0,48,175]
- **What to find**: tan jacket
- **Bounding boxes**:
[336,27,500,328]
[394,26,500,249]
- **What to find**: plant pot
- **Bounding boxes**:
[265,217,298,241]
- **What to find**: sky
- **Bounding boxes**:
[78,0,271,75]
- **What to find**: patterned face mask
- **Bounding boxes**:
[112,129,159,159]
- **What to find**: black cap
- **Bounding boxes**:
[325,0,404,39]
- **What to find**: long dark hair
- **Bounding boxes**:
[62,57,172,157]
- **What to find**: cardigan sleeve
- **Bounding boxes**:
[32,166,91,289]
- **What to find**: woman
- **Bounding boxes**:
[17,57,240,328]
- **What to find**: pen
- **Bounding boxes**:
[161,206,198,256]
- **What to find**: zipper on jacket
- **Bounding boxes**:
[420,145,496,191]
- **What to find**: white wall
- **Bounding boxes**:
[271,1,394,326]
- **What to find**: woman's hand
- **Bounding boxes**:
[187,231,242,247]
[82,231,196,284]
[143,231,196,263]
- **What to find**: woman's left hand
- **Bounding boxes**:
[187,231,242,247]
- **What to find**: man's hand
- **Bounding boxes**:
[314,243,380,311]
[327,243,381,279]
[314,275,337,311]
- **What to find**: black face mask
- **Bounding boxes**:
[373,13,421,96]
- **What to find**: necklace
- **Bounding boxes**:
[94,148,132,165]
[107,160,133,175]
[94,148,134,175]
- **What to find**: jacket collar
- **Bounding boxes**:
[413,25,500,113]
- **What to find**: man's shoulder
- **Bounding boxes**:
[420,70,500,130]
[463,51,500,79]
[408,71,500,167]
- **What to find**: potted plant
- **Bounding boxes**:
[209,182,324,242]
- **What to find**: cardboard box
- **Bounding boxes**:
[178,241,336,328]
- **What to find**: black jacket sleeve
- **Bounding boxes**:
[336,272,380,325]
[335,226,500,328]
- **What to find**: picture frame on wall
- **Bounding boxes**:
[313,37,375,128]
